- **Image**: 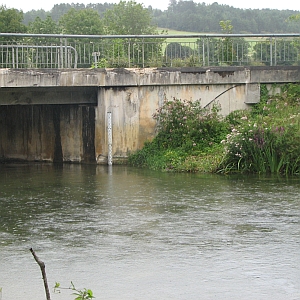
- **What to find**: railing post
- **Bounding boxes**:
[206,38,210,66]
[12,45,15,68]
[59,34,63,68]
[270,38,273,66]
[142,37,145,68]
[128,39,131,68]
[64,37,68,68]
[274,38,277,66]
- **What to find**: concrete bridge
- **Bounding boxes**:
[0,66,299,164]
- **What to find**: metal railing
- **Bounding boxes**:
[0,33,299,68]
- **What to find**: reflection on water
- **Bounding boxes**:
[0,163,300,300]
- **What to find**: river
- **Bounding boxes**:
[0,163,299,300]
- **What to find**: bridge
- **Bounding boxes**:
[0,33,300,164]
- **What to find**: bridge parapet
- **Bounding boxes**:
[1,66,299,89]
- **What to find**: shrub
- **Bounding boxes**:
[129,98,229,171]
[219,84,300,174]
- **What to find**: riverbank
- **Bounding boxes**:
[129,83,300,174]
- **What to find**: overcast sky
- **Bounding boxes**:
[1,0,300,13]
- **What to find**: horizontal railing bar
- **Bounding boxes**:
[1,33,300,39]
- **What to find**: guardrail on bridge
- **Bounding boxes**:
[0,33,299,68]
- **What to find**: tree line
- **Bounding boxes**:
[0,1,158,36]
[1,1,299,35]
[152,1,300,34]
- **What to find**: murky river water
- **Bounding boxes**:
[0,163,299,300]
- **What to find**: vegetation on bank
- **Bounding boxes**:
[128,84,300,175]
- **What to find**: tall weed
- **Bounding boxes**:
[220,83,300,174]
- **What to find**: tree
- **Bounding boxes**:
[59,8,104,35]
[165,42,195,59]
[218,20,249,65]
[103,1,158,35]
[28,15,59,34]
[58,8,105,67]
[103,1,164,67]
[288,14,300,22]
[23,9,48,25]
[0,5,27,67]
[195,20,249,66]
[0,5,26,34]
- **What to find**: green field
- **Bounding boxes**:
[158,28,265,43]
[158,28,205,43]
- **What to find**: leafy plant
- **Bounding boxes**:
[54,281,95,300]
[129,97,229,171]
[219,83,300,174]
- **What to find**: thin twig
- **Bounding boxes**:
[30,248,51,300]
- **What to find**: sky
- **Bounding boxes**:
[1,0,300,13]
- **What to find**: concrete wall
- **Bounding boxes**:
[0,105,95,162]
[95,84,250,163]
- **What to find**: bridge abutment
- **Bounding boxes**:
[0,67,299,164]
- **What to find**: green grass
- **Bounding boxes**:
[159,28,207,43]
[159,28,266,42]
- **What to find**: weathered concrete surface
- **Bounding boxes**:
[1,66,299,88]
[0,86,97,105]
[0,66,299,163]
[0,105,95,162]
[94,84,250,164]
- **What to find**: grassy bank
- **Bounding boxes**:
[128,84,300,175]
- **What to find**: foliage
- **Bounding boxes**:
[252,39,299,66]
[0,5,27,38]
[59,8,104,35]
[103,1,157,35]
[27,15,60,47]
[23,9,48,25]
[129,98,229,171]
[165,42,195,59]
[129,84,300,174]
[18,1,300,34]
[154,1,300,34]
[195,21,250,66]
[28,15,60,34]
[219,84,300,174]
[54,281,95,300]
[288,14,300,22]
[102,1,164,67]
[57,8,105,67]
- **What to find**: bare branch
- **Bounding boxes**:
[30,248,51,300]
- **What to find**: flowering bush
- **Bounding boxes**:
[220,84,300,174]
[129,83,300,174]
